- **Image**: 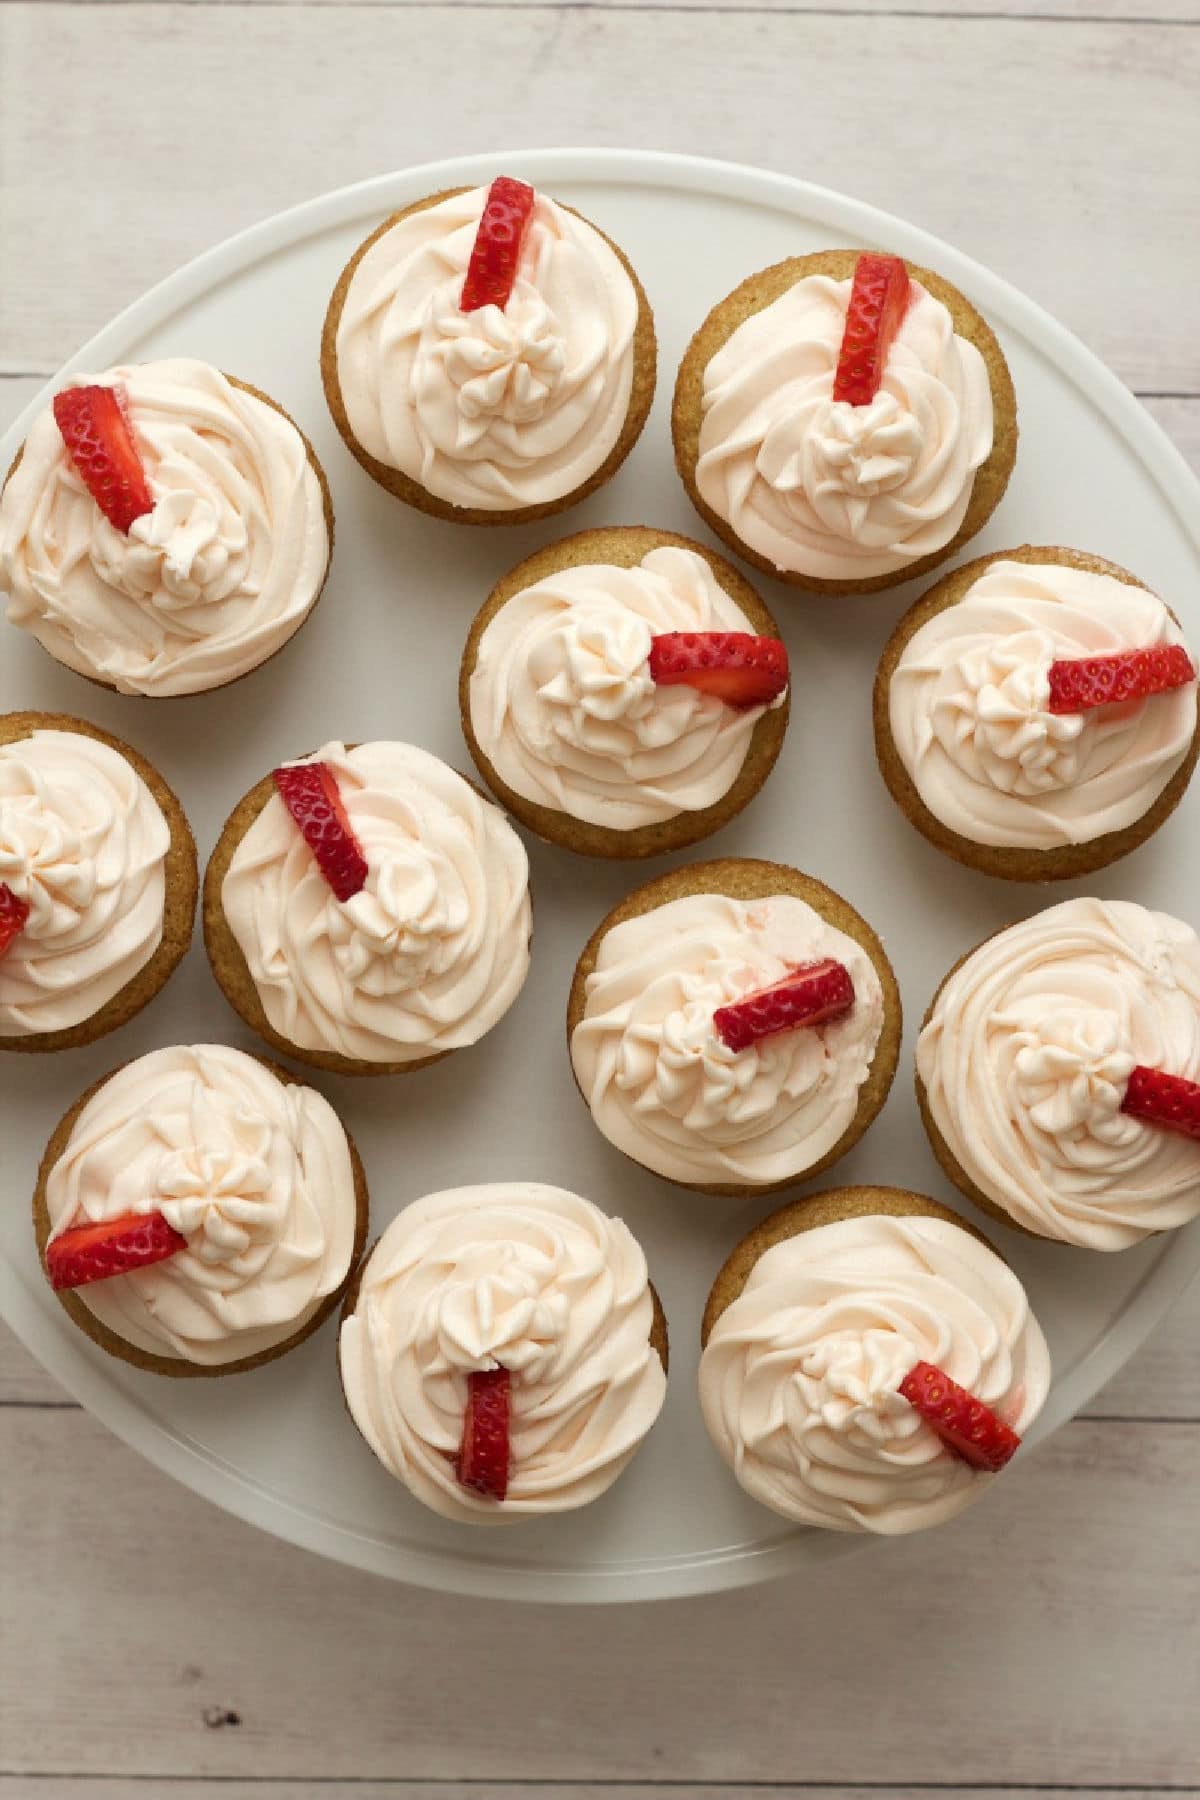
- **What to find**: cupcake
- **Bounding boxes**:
[338,1182,667,1521]
[700,1186,1051,1533]
[34,1044,368,1377]
[917,896,1200,1250]
[205,740,532,1075]
[460,525,790,858]
[321,177,656,524]
[0,712,196,1052]
[672,249,1015,594]
[568,858,900,1195]
[875,545,1200,880]
[0,361,333,697]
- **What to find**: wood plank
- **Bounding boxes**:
[0,9,1197,390]
[67,0,1200,18]
[1,1409,1197,1783]
[0,1789,1187,1800]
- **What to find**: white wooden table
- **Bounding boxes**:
[2,2,1199,1792]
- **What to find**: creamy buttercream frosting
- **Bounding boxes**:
[338,1182,667,1521]
[222,741,532,1064]
[468,545,785,830]
[334,186,639,510]
[570,891,885,1187]
[700,1213,1050,1533]
[0,729,169,1037]
[45,1045,359,1364]
[695,275,993,581]
[918,897,1200,1249]
[889,561,1197,849]
[0,359,329,697]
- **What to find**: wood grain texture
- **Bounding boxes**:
[0,1790,1189,1800]
[1,9,1198,389]
[88,0,1200,15]
[1,1409,1198,1784]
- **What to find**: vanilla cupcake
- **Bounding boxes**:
[875,546,1200,879]
[338,1182,668,1522]
[35,1045,368,1377]
[1,361,332,696]
[568,858,900,1195]
[205,740,532,1075]
[321,178,656,524]
[699,1187,1051,1534]
[917,897,1200,1250]
[0,712,196,1051]
[460,526,790,857]
[673,249,1015,594]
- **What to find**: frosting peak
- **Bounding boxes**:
[1,360,329,697]
[469,546,783,831]
[696,275,993,580]
[334,187,639,511]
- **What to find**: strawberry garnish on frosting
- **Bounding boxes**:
[898,1361,1021,1472]
[831,253,912,407]
[1121,1066,1200,1141]
[46,1211,187,1291]
[272,762,369,903]
[713,959,854,1054]
[52,384,154,535]
[648,632,789,709]
[1046,645,1195,715]
[0,883,31,959]
[458,1367,512,1500]
[460,178,536,314]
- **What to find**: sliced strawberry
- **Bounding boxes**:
[898,1360,1021,1472]
[713,958,854,1054]
[648,632,789,709]
[1046,645,1195,715]
[831,253,912,406]
[47,1210,187,1291]
[52,384,153,534]
[460,177,536,314]
[0,883,30,959]
[1121,1065,1200,1141]
[458,1367,511,1501]
[272,762,369,904]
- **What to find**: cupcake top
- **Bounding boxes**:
[888,560,1198,849]
[695,273,993,581]
[0,360,328,697]
[918,897,1200,1249]
[44,1045,359,1365]
[338,1182,667,1521]
[221,741,532,1065]
[0,727,169,1037]
[570,891,885,1187]
[468,545,786,830]
[700,1213,1050,1534]
[333,185,639,511]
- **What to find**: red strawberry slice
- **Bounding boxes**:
[1121,1065,1200,1141]
[458,1367,511,1501]
[713,958,854,1054]
[272,762,369,904]
[460,177,536,314]
[648,632,789,709]
[52,384,153,535]
[832,253,912,406]
[898,1360,1021,1472]
[46,1210,187,1291]
[1046,645,1195,715]
[0,883,30,959]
